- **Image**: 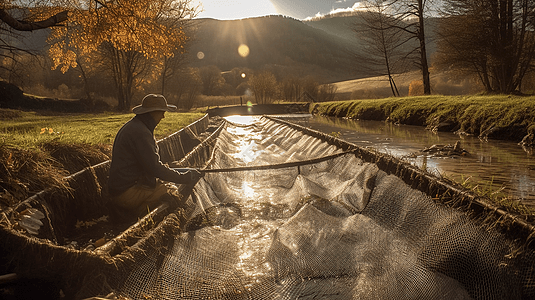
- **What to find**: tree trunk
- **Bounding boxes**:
[109,47,127,111]
[389,75,400,97]
[76,59,92,100]
[161,57,169,95]
[418,0,431,95]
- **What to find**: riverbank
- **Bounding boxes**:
[309,95,535,146]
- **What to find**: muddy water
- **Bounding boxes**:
[279,115,535,208]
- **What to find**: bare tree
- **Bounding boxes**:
[302,75,320,101]
[168,67,202,110]
[100,44,148,111]
[199,65,225,96]
[0,2,68,84]
[280,76,302,102]
[375,0,434,95]
[160,54,187,95]
[353,2,408,97]
[437,0,535,93]
[317,83,338,102]
[0,9,67,31]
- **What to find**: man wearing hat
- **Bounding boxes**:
[108,94,202,219]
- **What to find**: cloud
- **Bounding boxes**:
[304,2,365,20]
[331,2,365,14]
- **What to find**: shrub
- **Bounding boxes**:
[408,80,424,96]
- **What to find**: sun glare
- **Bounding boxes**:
[224,115,257,125]
[238,44,250,57]
[197,0,278,20]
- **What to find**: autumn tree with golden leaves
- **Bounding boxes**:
[46,0,199,110]
[1,0,199,111]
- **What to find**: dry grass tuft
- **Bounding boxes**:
[40,142,111,174]
[0,142,111,209]
[0,145,68,208]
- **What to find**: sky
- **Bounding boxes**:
[195,0,364,20]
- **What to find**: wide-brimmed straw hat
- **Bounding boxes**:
[132,94,177,114]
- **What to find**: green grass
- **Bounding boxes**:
[0,110,206,149]
[310,95,535,141]
[446,173,533,217]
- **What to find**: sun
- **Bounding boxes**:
[196,0,278,20]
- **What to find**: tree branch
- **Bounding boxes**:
[0,9,68,31]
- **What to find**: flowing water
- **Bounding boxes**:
[274,114,535,209]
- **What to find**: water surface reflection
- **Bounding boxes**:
[296,116,535,207]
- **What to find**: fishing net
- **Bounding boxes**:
[77,116,534,300]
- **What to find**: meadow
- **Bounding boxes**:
[0,109,205,148]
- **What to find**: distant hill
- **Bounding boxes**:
[186,16,365,83]
[304,14,360,45]
[333,69,481,99]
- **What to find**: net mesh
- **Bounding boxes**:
[83,117,532,300]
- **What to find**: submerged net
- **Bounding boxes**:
[82,117,533,300]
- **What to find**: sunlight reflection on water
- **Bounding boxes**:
[300,115,535,206]
[218,115,289,281]
[222,114,535,206]
[224,116,264,164]
[224,115,258,125]
[241,181,257,199]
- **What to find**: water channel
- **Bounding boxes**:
[272,114,535,209]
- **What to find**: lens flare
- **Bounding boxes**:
[238,44,250,58]
[197,52,205,59]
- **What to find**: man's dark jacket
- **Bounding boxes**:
[108,113,191,197]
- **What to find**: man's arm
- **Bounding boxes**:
[133,132,201,185]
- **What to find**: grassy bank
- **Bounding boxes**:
[0,109,205,207]
[310,95,535,143]
[0,110,204,148]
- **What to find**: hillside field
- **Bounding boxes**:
[332,70,484,100]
